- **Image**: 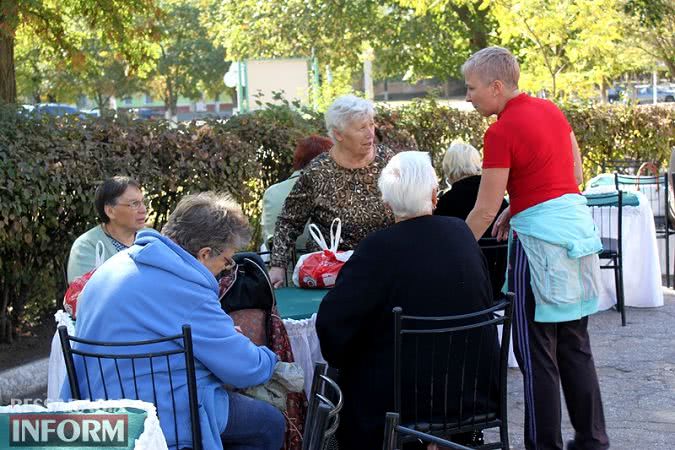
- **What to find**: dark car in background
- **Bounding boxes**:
[34,103,81,117]
[608,86,626,103]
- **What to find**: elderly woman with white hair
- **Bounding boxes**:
[268,94,395,287]
[435,141,508,236]
[316,151,497,449]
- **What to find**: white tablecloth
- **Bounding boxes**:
[47,311,75,402]
[586,189,664,310]
[282,314,325,398]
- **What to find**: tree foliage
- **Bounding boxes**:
[624,0,675,77]
[207,0,497,99]
[376,0,496,81]
[493,0,650,99]
[0,0,161,103]
[145,0,229,117]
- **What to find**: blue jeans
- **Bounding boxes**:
[221,392,285,450]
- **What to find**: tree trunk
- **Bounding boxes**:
[0,26,16,104]
[165,77,177,120]
[450,3,490,51]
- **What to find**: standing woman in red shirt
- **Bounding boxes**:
[463,47,609,450]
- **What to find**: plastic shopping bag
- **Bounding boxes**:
[292,218,353,288]
[63,241,105,319]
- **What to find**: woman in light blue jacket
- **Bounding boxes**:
[62,192,284,450]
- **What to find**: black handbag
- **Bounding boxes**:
[218,252,275,346]
[219,252,274,313]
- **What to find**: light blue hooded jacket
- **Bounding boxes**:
[61,229,277,450]
[510,194,603,322]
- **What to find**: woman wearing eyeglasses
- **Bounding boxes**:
[63,192,284,450]
[66,176,148,283]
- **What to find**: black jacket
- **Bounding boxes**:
[435,175,509,300]
[316,215,498,450]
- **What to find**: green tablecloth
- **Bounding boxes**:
[585,191,640,207]
[275,287,328,320]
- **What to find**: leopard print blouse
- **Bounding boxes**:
[270,145,396,268]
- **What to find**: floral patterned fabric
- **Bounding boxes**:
[219,273,307,450]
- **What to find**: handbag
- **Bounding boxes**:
[292,218,353,288]
[218,253,275,346]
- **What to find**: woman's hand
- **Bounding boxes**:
[269,267,286,288]
[492,206,511,241]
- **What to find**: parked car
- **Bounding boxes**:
[34,103,82,116]
[634,85,675,104]
[130,108,164,120]
[80,107,101,117]
[608,86,627,103]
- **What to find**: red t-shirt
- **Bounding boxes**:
[482,93,579,216]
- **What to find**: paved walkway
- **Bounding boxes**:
[502,288,675,449]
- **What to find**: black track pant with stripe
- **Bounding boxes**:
[509,236,610,450]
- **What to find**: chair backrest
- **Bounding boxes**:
[392,294,514,441]
[302,362,343,450]
[585,191,624,257]
[615,173,671,229]
[478,237,508,301]
[383,412,472,450]
[58,324,202,450]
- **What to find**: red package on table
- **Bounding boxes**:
[292,218,353,288]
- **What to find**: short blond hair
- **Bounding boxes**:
[462,46,520,88]
[442,141,482,186]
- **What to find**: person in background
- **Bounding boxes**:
[434,141,508,299]
[463,46,608,450]
[268,94,395,287]
[62,192,284,450]
[435,141,508,231]
[66,176,147,283]
[261,135,332,249]
[316,151,497,449]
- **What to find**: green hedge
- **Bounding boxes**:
[0,100,673,341]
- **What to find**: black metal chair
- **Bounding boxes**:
[615,172,675,287]
[302,362,343,450]
[478,237,508,302]
[585,191,626,326]
[383,412,472,450]
[58,324,203,450]
[391,294,514,450]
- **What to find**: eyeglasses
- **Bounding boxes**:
[223,255,237,272]
[115,199,148,210]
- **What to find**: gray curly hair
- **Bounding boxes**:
[162,192,251,257]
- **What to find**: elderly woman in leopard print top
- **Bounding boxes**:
[268,95,395,287]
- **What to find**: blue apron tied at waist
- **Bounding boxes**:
[510,194,603,323]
